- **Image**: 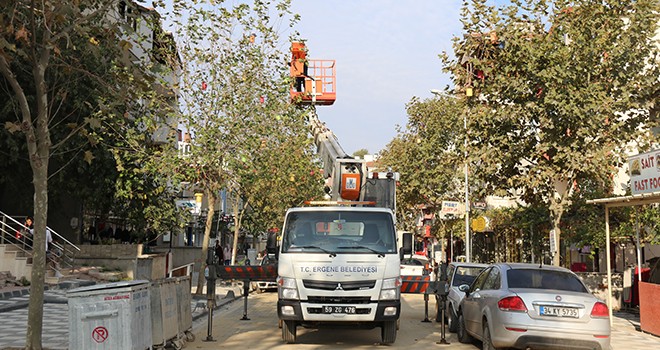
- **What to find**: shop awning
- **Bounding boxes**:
[587,190,660,326]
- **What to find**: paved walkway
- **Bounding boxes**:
[610,311,660,349]
[0,282,658,349]
[0,280,243,350]
[184,292,660,350]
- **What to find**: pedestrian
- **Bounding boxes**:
[20,216,34,250]
[223,244,231,265]
[45,227,53,253]
[214,240,223,264]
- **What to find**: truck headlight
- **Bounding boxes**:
[277,276,299,300]
[379,277,401,300]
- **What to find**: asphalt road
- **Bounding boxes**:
[188,292,487,349]
[186,291,660,350]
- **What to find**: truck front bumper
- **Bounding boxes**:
[278,299,400,323]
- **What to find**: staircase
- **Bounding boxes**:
[0,211,80,284]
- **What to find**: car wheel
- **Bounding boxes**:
[381,320,397,344]
[448,306,458,333]
[482,321,495,350]
[457,312,473,344]
[282,320,297,344]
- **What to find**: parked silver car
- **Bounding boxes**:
[441,262,487,332]
[457,263,610,350]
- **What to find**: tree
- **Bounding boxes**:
[0,1,176,347]
[353,148,369,159]
[442,0,660,265]
[240,114,324,240]
[379,94,466,233]
[168,0,314,293]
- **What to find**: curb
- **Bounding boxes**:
[0,300,29,313]
[0,288,29,300]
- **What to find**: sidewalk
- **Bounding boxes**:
[0,279,243,350]
[185,293,660,350]
[610,311,660,349]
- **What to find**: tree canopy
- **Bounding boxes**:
[166,0,321,291]
[441,0,660,265]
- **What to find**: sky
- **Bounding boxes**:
[157,0,502,155]
[289,0,464,155]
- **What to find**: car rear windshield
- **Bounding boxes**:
[401,258,425,266]
[507,269,587,293]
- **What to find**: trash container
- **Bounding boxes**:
[151,278,178,348]
[174,276,193,338]
[68,280,152,350]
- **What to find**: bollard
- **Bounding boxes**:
[240,279,250,320]
[436,279,450,345]
[422,292,431,323]
[436,294,449,345]
[204,251,217,342]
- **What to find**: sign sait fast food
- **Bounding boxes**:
[628,149,660,195]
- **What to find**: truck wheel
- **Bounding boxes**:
[457,313,473,344]
[448,307,458,333]
[282,320,297,344]
[381,320,397,344]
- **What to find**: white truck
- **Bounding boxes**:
[275,205,405,344]
[270,42,411,344]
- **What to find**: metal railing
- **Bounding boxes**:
[0,211,80,278]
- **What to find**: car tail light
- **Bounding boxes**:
[498,296,527,312]
[590,302,609,318]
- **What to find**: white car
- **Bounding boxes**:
[441,262,487,331]
[400,255,433,279]
[250,256,277,293]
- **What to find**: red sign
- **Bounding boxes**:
[92,326,108,343]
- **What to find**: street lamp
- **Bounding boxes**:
[430,89,470,263]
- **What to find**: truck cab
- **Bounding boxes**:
[276,206,403,344]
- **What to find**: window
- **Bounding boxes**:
[118,1,137,31]
[470,267,491,292]
[446,265,456,283]
[401,258,425,266]
[451,266,485,286]
[281,211,396,254]
[507,269,587,293]
[481,268,500,290]
[118,1,126,18]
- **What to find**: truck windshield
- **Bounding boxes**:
[282,211,396,254]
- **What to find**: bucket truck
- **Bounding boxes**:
[270,42,411,345]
